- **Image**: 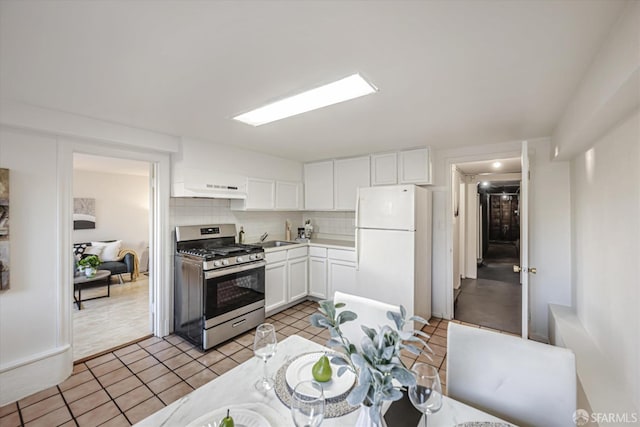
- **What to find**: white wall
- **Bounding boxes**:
[0,129,73,404]
[73,170,149,260]
[304,211,355,241]
[571,111,640,410]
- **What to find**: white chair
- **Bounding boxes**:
[333,291,400,350]
[447,322,576,427]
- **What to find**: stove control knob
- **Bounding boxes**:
[236,256,244,263]
[249,254,256,260]
[213,260,222,267]
[255,253,263,259]
[222,259,230,266]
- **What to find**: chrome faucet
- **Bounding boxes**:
[260,232,269,242]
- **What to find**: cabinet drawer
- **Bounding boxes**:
[327,248,356,262]
[266,250,287,263]
[288,246,308,259]
[309,246,327,258]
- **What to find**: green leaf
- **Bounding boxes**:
[337,310,357,325]
[330,356,348,366]
[346,383,370,406]
[391,366,416,387]
[309,313,327,328]
[361,325,376,340]
[409,314,429,324]
[334,302,346,308]
[387,311,403,330]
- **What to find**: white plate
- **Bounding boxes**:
[285,352,356,399]
[186,407,270,427]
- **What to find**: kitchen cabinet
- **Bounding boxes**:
[304,161,334,210]
[232,179,303,211]
[308,246,328,299]
[327,248,357,297]
[371,152,398,186]
[275,181,302,210]
[398,147,432,184]
[245,178,275,209]
[288,256,308,302]
[334,156,370,210]
[265,246,308,315]
[265,260,287,313]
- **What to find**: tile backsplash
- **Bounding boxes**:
[169,198,355,242]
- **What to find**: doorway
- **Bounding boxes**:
[451,160,522,334]
[72,154,152,360]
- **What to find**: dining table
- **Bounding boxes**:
[136,334,512,426]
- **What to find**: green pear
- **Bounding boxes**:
[312,354,332,382]
[220,409,234,427]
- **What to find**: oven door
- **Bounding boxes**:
[203,261,265,322]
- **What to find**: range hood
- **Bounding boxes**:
[172,169,247,199]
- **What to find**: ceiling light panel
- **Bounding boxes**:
[233,74,377,126]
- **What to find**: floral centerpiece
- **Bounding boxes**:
[310,300,433,426]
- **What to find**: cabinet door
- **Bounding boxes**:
[308,256,327,299]
[288,257,308,302]
[334,156,370,211]
[275,181,302,210]
[327,259,357,297]
[398,148,432,184]
[304,161,334,210]
[371,152,398,186]
[246,178,275,209]
[265,261,287,312]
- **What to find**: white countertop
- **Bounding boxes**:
[261,239,355,253]
[136,335,511,427]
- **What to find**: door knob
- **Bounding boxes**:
[513,265,537,274]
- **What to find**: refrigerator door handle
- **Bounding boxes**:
[355,227,360,271]
[355,191,360,270]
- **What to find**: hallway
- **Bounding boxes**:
[454,242,522,334]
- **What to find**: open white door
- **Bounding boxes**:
[517,140,533,339]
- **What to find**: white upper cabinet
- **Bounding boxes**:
[304,161,334,210]
[245,178,275,209]
[334,156,370,211]
[398,147,432,184]
[275,181,302,210]
[370,152,398,186]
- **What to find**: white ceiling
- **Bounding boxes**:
[0,1,625,162]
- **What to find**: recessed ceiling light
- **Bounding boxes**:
[481,181,490,187]
[233,73,378,126]
[492,161,502,169]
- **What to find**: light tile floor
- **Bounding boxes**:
[0,300,517,427]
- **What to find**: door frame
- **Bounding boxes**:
[59,140,172,354]
[444,147,521,321]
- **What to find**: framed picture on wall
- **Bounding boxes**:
[73,197,96,229]
[0,168,9,290]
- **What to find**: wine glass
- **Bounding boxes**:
[253,323,277,392]
[291,380,325,427]
[408,363,443,427]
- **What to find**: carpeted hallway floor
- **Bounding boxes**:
[454,242,522,334]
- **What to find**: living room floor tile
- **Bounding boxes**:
[6,300,482,426]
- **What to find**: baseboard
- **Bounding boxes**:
[0,344,73,406]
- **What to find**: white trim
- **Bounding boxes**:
[59,139,173,346]
[0,344,71,373]
[0,345,72,406]
[444,147,521,320]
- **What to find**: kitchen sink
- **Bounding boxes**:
[258,240,297,248]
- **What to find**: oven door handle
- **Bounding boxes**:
[204,261,266,279]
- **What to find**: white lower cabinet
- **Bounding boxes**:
[327,259,357,297]
[308,256,328,299]
[265,261,287,312]
[288,256,308,301]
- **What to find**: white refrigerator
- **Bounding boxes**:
[355,184,432,321]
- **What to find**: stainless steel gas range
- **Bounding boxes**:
[174,224,265,350]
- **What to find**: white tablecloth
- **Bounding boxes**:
[137,335,510,426]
